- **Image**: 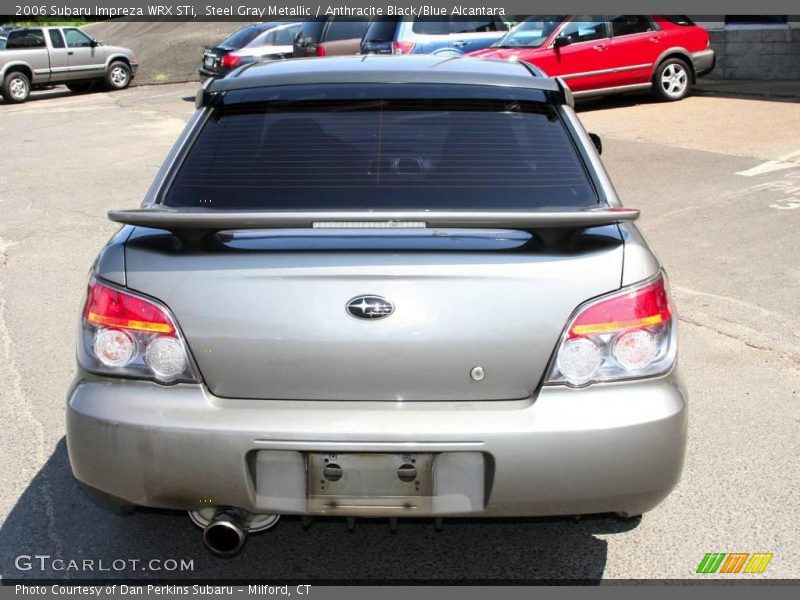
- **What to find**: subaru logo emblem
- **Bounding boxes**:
[346,295,394,320]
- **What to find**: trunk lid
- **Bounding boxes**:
[124,229,623,401]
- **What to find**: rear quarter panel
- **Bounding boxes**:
[658,19,711,53]
[1,48,51,83]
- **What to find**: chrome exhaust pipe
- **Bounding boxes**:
[203,509,249,557]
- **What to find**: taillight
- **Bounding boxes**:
[545,274,676,387]
[314,45,327,57]
[391,41,415,55]
[78,279,198,384]
[85,282,174,333]
[221,54,241,69]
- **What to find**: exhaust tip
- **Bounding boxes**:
[203,513,247,556]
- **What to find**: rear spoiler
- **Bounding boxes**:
[108,207,639,247]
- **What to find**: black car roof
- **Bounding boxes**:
[205,55,559,95]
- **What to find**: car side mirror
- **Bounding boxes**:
[553,36,571,49]
[90,39,99,47]
[589,133,602,155]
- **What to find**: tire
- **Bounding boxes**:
[2,71,31,103]
[105,61,131,91]
[652,58,691,102]
[66,81,95,94]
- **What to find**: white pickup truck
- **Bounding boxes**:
[0,26,137,103]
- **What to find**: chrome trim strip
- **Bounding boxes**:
[572,82,652,98]
[562,67,616,79]
[253,440,485,451]
[561,63,652,80]
[618,62,653,72]
[68,64,105,72]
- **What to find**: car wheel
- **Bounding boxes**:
[105,61,132,91]
[67,81,95,94]
[2,71,31,103]
[652,58,691,101]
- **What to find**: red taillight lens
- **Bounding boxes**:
[569,277,672,338]
[84,280,175,335]
[79,279,196,383]
[221,54,241,69]
[314,45,327,57]
[391,41,415,55]
[546,275,677,387]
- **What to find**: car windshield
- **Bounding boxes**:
[494,16,565,48]
[164,97,597,210]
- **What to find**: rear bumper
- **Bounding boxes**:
[67,373,687,518]
[198,67,226,80]
[692,49,715,78]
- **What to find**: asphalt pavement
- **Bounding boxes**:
[0,84,798,581]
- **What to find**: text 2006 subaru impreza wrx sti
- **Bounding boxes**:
[67,56,687,556]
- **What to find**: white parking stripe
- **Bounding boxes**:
[736,149,800,177]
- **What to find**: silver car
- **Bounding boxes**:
[0,26,136,103]
[67,55,687,556]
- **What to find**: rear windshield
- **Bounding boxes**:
[6,28,45,49]
[664,15,696,26]
[164,98,596,210]
[412,19,451,35]
[295,19,325,43]
[220,25,264,49]
[362,18,401,43]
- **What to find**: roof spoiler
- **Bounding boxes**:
[108,207,639,248]
[554,76,575,108]
[515,61,574,108]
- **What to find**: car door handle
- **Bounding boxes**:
[68,51,74,55]
[452,40,467,48]
[593,44,607,51]
[649,36,662,43]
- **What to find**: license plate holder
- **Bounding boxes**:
[307,452,433,513]
[204,56,214,68]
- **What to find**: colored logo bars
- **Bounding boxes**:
[696,553,773,574]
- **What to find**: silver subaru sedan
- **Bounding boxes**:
[67,55,686,556]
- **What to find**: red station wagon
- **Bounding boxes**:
[471,15,714,101]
